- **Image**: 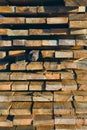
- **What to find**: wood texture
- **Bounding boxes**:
[0,1,87,129]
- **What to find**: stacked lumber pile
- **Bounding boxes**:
[0,0,87,129]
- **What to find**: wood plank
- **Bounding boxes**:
[59,39,75,46]
[62,80,77,91]
[34,115,52,120]
[12,92,32,101]
[0,82,12,91]
[27,62,43,70]
[61,70,74,80]
[0,128,15,130]
[33,102,53,116]
[84,119,87,125]
[44,62,58,70]
[13,115,32,126]
[0,92,14,102]
[73,50,87,59]
[25,40,42,47]
[29,29,69,35]
[10,62,27,70]
[61,59,87,70]
[10,102,32,115]
[10,72,27,80]
[0,6,14,13]
[54,91,73,101]
[16,6,37,13]
[29,81,43,91]
[41,50,54,58]
[0,116,13,127]
[46,81,62,90]
[11,82,29,91]
[9,50,25,56]
[33,92,53,101]
[27,73,45,80]
[16,126,35,130]
[13,40,25,46]
[55,118,75,125]
[61,60,77,69]
[33,119,54,127]
[76,40,87,46]
[74,101,87,114]
[55,51,73,58]
[26,18,46,24]
[45,72,60,80]
[54,101,74,116]
[55,117,84,125]
[55,125,84,130]
[47,17,68,24]
[75,70,87,80]
[69,14,87,21]
[8,30,28,36]
[42,40,57,46]
[75,58,87,70]
[0,63,8,70]
[0,41,11,47]
[0,29,8,35]
[0,73,11,80]
[77,80,87,90]
[0,103,11,115]
[36,126,54,130]
[0,18,24,24]
[55,127,76,130]
[71,29,87,35]
[73,91,87,102]
[70,21,87,28]
[0,52,6,59]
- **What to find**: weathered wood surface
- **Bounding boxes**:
[0,0,87,129]
[0,18,25,24]
[10,102,32,115]
[54,101,74,116]
[13,115,32,126]
[33,92,53,101]
[0,116,13,127]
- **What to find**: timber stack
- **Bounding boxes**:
[0,0,87,130]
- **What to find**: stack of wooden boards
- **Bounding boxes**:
[0,0,87,130]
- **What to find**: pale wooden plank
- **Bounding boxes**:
[26,18,46,24]
[47,17,68,24]
[12,92,32,101]
[54,91,73,101]
[0,18,24,24]
[11,82,29,91]
[13,115,32,126]
[33,92,53,102]
[46,81,62,90]
[10,102,32,115]
[0,103,11,115]
[54,101,74,116]
[29,81,43,91]
[0,116,13,127]
[27,62,43,70]
[62,80,77,91]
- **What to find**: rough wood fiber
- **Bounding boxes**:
[0,0,87,129]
